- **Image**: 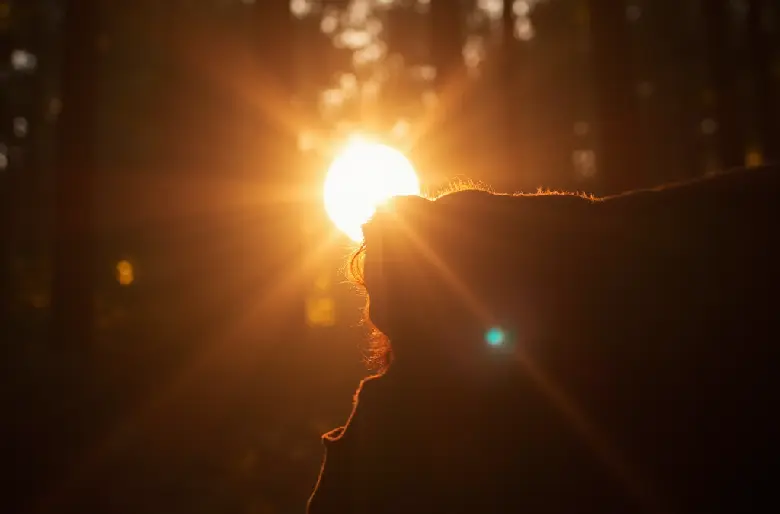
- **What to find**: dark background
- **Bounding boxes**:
[1,1,778,513]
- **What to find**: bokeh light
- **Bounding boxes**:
[116,260,134,286]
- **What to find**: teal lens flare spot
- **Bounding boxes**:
[485,327,506,347]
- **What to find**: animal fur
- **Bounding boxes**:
[309,165,780,514]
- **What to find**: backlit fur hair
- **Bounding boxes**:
[347,180,596,373]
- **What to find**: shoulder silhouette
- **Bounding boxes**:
[309,165,780,514]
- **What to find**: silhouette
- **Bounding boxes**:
[308,166,779,514]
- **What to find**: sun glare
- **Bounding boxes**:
[324,137,420,242]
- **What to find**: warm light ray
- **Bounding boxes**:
[401,71,476,155]
[99,169,319,231]
[390,211,494,323]
[166,18,313,161]
[389,205,663,513]
[36,230,341,513]
[324,137,420,242]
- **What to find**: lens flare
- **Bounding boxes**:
[485,327,507,347]
[324,137,420,242]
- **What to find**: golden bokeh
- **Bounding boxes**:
[116,260,134,286]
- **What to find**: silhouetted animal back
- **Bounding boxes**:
[309,166,780,514]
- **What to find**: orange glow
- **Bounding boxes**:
[306,295,336,327]
[116,260,134,286]
[746,147,763,168]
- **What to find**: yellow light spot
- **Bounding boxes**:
[745,147,763,168]
[306,296,336,327]
[116,260,134,286]
[313,273,330,292]
[323,136,420,242]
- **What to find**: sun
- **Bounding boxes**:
[324,137,420,242]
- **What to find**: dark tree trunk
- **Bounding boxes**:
[51,0,99,350]
[588,0,645,194]
[702,0,745,170]
[427,0,466,177]
[0,88,14,335]
[502,0,518,181]
[747,0,779,165]
[431,0,463,94]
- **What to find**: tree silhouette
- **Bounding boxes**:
[52,0,98,350]
[747,0,779,164]
[702,0,745,169]
[588,0,645,193]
